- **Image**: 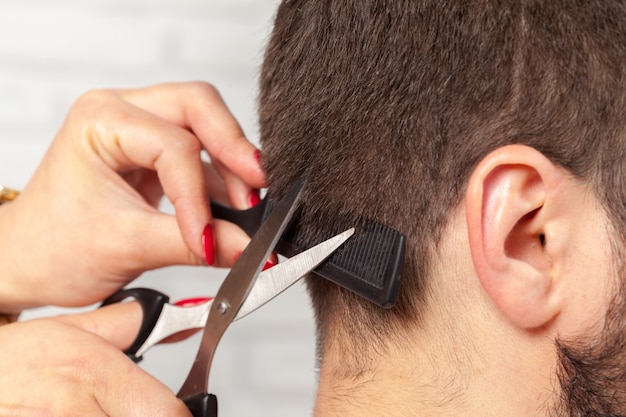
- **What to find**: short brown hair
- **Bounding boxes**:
[259,0,626,366]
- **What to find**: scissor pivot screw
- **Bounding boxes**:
[216,301,230,314]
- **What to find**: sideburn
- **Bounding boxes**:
[553,240,626,417]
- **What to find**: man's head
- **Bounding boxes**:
[258,1,626,414]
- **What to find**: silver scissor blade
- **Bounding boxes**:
[236,227,355,319]
[133,228,355,358]
[178,177,306,400]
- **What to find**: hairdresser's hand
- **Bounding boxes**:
[0,82,266,311]
[0,302,192,417]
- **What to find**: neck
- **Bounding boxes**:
[312,306,560,416]
[313,351,464,417]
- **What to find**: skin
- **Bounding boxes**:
[0,82,266,416]
[0,82,266,311]
[0,303,188,417]
[312,145,617,416]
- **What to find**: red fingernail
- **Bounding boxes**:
[202,224,215,266]
[254,150,262,164]
[263,258,277,271]
[235,251,276,271]
[249,189,261,207]
[174,297,214,307]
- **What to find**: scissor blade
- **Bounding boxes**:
[133,229,354,358]
[214,176,306,317]
[178,177,306,401]
[236,228,355,319]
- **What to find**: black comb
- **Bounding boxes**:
[210,196,404,308]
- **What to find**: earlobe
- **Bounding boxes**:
[466,145,563,330]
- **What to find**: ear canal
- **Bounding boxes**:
[504,208,551,273]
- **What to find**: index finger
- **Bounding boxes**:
[69,90,212,258]
[118,82,267,191]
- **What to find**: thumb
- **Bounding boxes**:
[55,302,193,417]
[56,301,143,350]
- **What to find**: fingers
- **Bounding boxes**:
[145,217,253,268]
[212,156,262,210]
[213,219,256,266]
[56,301,143,351]
[73,83,266,260]
[70,93,209,257]
[55,304,193,416]
[92,354,192,417]
[118,82,266,189]
[203,162,230,206]
[3,314,192,417]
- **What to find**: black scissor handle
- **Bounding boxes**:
[101,287,170,363]
[210,195,270,238]
[183,393,218,417]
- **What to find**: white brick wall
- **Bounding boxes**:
[0,1,320,416]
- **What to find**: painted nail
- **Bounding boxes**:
[254,149,262,164]
[249,189,261,207]
[235,251,277,271]
[202,224,215,266]
[262,258,277,271]
[174,297,214,307]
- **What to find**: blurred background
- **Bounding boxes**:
[0,1,321,416]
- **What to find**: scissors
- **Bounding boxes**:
[102,178,354,416]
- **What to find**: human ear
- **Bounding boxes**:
[465,145,565,329]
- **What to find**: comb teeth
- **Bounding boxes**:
[331,222,399,289]
[210,196,405,307]
[275,209,405,307]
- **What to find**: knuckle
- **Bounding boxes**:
[186,80,219,97]
[179,132,203,154]
[184,81,224,108]
[158,131,202,166]
[64,90,121,142]
[70,89,114,116]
